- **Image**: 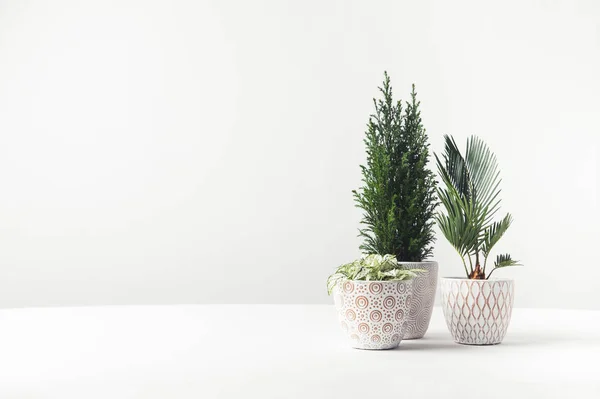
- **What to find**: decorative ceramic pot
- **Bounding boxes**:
[333,280,413,350]
[441,277,514,345]
[400,261,438,339]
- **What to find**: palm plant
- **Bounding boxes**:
[435,135,521,279]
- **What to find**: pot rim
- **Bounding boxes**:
[441,276,513,282]
[397,260,438,265]
[342,279,414,284]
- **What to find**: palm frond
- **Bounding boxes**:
[435,135,521,279]
[464,136,502,226]
[495,253,521,268]
[436,135,471,199]
[435,185,479,258]
[482,213,513,258]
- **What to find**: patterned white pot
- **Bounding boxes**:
[441,277,514,345]
[333,280,413,350]
[400,261,438,339]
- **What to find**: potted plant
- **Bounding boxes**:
[327,254,423,350]
[435,135,522,345]
[352,72,439,339]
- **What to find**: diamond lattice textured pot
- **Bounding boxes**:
[333,280,413,350]
[400,261,438,339]
[441,277,514,345]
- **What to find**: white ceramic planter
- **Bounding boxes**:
[400,261,438,339]
[441,277,514,345]
[333,280,413,350]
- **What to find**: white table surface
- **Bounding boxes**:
[0,305,598,398]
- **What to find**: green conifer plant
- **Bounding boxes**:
[353,72,437,262]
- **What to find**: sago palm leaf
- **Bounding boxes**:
[436,134,521,279]
[436,135,471,200]
[435,181,479,275]
[435,139,480,262]
[495,253,520,268]
[486,253,522,278]
[437,135,504,245]
[464,136,503,227]
[482,213,513,258]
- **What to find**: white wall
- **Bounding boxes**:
[0,0,598,309]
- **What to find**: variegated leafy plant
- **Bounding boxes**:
[327,254,425,295]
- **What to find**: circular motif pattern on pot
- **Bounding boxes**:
[369,283,383,294]
[382,323,394,333]
[383,296,396,309]
[370,310,382,322]
[333,280,413,350]
[358,323,370,334]
[345,309,356,321]
[343,281,354,293]
[395,309,405,322]
[355,296,369,309]
[397,282,407,294]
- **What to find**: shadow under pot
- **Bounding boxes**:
[441,277,515,345]
[333,280,413,350]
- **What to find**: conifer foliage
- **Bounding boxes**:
[353,72,437,262]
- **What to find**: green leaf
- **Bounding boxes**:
[326,254,426,295]
[495,253,521,268]
[482,213,513,258]
[437,135,471,199]
[435,134,521,278]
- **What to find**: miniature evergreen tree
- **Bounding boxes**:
[353,73,437,262]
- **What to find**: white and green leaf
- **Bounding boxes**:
[326,254,426,295]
